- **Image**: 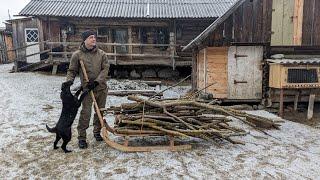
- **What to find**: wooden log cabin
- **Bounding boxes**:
[13,0,240,76]
[183,0,320,103]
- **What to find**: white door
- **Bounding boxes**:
[228,46,263,99]
[25,28,40,63]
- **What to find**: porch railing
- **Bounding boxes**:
[8,41,191,72]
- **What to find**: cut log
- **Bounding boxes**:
[108,90,163,97]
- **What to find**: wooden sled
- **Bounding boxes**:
[101,127,191,152]
[79,59,191,152]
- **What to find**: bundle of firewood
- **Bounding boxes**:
[105,96,283,144]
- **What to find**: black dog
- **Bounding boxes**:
[46,81,89,153]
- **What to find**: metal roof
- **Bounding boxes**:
[267,59,320,65]
[19,0,238,19]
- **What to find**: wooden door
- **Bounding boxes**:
[271,0,304,46]
[228,46,263,100]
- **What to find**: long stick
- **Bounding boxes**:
[149,75,191,100]
[79,59,114,133]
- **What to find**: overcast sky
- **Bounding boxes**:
[0,0,31,27]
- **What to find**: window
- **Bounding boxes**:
[112,29,128,53]
[288,69,319,83]
[154,28,169,51]
[26,29,39,42]
[97,27,109,37]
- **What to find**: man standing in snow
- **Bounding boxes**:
[66,30,109,149]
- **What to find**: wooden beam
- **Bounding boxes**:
[52,64,58,75]
[170,31,176,69]
[204,48,207,94]
[294,91,300,111]
[49,52,178,58]
[293,0,304,45]
[192,49,198,91]
[46,41,180,47]
[128,26,133,60]
[279,88,284,117]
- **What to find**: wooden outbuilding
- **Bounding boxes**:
[12,0,240,75]
[183,0,320,102]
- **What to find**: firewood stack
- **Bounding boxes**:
[105,96,283,145]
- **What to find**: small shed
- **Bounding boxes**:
[196,46,263,100]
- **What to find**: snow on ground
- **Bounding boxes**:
[0,63,320,179]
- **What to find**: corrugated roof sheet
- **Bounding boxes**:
[19,0,238,18]
[267,59,320,65]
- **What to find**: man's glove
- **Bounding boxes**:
[87,80,99,90]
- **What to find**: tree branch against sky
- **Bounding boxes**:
[0,0,30,27]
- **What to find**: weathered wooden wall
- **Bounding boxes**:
[206,0,320,47]
[208,0,273,47]
[5,35,15,62]
[11,18,39,61]
[302,0,320,46]
[0,33,6,63]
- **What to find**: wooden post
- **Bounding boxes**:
[170,20,176,70]
[14,49,18,72]
[37,18,45,51]
[307,94,315,120]
[279,88,284,117]
[191,49,198,91]
[128,26,133,60]
[204,48,207,94]
[170,32,175,70]
[61,29,68,61]
[114,45,117,65]
[52,63,58,75]
[294,91,300,111]
[293,0,304,45]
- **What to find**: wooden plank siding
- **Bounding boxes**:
[282,0,295,46]
[203,0,319,47]
[196,47,228,98]
[208,0,273,46]
[301,0,320,46]
[293,0,304,45]
[197,49,205,91]
[206,47,228,98]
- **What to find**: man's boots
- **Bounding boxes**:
[78,140,88,149]
[94,133,103,141]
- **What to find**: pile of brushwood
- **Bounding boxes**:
[106,95,283,145]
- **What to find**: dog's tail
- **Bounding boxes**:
[46,124,57,133]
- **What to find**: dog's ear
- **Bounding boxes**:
[61,81,73,90]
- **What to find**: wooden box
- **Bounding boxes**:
[269,63,320,89]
